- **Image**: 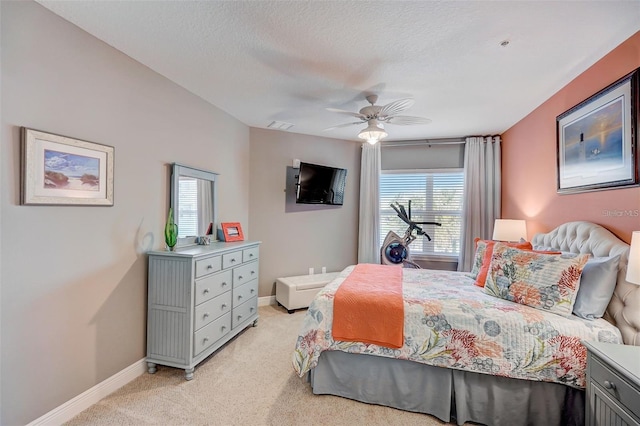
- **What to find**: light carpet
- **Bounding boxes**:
[65,305,451,425]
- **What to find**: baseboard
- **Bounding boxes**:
[29,299,274,424]
[258,295,276,306]
[28,358,147,425]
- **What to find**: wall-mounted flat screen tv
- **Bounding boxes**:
[296,162,347,205]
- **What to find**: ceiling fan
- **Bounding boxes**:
[325,95,431,144]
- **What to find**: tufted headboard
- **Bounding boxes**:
[531,221,640,346]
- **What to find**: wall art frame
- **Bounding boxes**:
[220,222,244,242]
[21,127,114,206]
[556,68,639,194]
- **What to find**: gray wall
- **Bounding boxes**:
[381,141,464,170]
[249,128,361,297]
[1,2,250,424]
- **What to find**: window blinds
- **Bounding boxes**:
[379,171,464,256]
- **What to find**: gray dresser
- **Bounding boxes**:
[584,341,640,426]
[146,241,260,380]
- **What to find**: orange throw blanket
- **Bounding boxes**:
[332,264,404,348]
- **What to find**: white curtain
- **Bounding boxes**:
[358,142,381,264]
[458,136,501,272]
[198,179,213,236]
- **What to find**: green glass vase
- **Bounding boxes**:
[165,208,178,251]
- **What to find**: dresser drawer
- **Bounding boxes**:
[195,270,232,305]
[195,255,221,278]
[194,312,231,356]
[232,296,257,329]
[222,250,242,269]
[194,291,232,331]
[590,355,640,419]
[233,261,259,287]
[234,279,258,305]
[242,246,259,263]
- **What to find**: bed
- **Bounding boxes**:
[292,221,640,426]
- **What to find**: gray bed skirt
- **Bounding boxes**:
[309,351,584,426]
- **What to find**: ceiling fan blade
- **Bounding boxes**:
[326,107,366,119]
[323,121,363,131]
[379,98,415,117]
[384,115,432,125]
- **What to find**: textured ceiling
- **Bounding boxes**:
[37,0,640,143]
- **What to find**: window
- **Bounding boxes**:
[379,170,464,257]
[177,177,198,238]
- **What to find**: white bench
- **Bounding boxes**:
[275,272,340,314]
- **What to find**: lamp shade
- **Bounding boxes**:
[626,231,640,285]
[492,219,527,242]
[358,119,388,145]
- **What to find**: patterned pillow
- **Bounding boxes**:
[468,238,487,279]
[484,244,589,317]
[469,239,533,286]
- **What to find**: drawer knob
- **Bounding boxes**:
[251,271,255,274]
[203,313,209,318]
[221,326,226,331]
[238,315,242,320]
[203,337,209,343]
[203,289,210,294]
[238,295,243,300]
[221,304,227,309]
[207,265,213,270]
[250,289,255,293]
[604,380,616,390]
[231,259,236,263]
[222,282,228,286]
[250,307,254,312]
[238,275,243,280]
[249,253,254,257]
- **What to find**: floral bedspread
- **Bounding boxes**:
[293,266,622,389]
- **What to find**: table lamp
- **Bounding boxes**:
[626,231,640,285]
[492,219,527,242]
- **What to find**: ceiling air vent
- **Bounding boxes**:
[267,121,294,131]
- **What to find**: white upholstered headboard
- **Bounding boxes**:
[531,221,640,346]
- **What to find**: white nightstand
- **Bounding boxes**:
[583,341,640,426]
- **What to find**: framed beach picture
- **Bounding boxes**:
[556,68,639,194]
[21,128,114,206]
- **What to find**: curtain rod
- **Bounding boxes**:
[380,138,465,147]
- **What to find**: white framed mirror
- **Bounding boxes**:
[170,163,218,247]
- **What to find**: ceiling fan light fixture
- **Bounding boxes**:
[327,95,428,143]
[358,120,388,145]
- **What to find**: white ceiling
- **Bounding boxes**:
[37,0,640,143]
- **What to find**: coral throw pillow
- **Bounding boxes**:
[484,244,589,317]
[472,239,533,287]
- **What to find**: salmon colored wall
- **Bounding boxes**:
[502,31,640,243]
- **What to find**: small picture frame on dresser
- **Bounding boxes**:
[220,222,244,242]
